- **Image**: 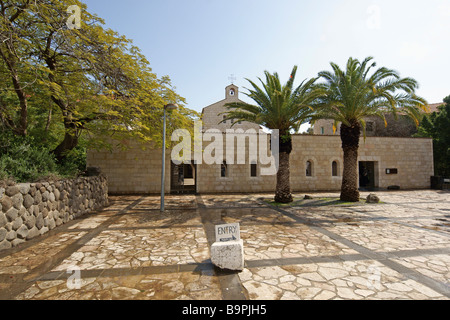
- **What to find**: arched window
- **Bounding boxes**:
[306,161,313,177]
[332,161,338,177]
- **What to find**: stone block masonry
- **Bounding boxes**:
[211,239,245,271]
[87,143,171,194]
[88,135,434,194]
[0,175,109,251]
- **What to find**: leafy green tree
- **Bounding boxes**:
[315,57,427,202]
[416,96,450,177]
[222,66,323,203]
[0,0,38,136]
[1,0,198,163]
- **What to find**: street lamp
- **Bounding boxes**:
[161,103,178,212]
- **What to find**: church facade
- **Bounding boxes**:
[87,84,434,194]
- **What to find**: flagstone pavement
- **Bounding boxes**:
[0,190,449,300]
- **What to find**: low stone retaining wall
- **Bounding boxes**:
[0,175,108,251]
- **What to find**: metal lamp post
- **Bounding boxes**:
[161,104,178,212]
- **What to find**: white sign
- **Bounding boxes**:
[215,223,240,243]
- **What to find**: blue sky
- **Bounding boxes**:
[83,0,450,117]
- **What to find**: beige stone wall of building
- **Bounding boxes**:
[87,135,433,195]
[196,133,276,193]
[196,163,277,193]
[313,119,340,136]
[290,135,342,192]
[87,141,171,194]
[196,134,433,193]
[313,115,419,137]
[289,135,433,191]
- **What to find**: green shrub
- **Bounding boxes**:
[0,132,86,183]
[0,142,59,182]
[56,146,87,178]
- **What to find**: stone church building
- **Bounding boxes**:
[87,84,435,194]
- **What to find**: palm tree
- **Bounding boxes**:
[315,57,428,202]
[222,66,323,203]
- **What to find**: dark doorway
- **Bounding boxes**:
[171,162,196,194]
[359,161,375,190]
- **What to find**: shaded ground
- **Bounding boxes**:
[264,196,368,208]
[0,190,449,300]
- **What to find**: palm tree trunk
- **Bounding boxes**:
[275,134,293,203]
[275,152,293,203]
[340,121,361,202]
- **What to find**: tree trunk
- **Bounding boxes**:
[274,133,293,203]
[12,74,28,136]
[0,50,28,136]
[52,114,79,162]
[340,120,361,202]
[53,128,79,162]
[275,152,293,203]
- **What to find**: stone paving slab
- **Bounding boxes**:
[198,194,263,208]
[0,190,449,300]
[220,207,297,225]
[240,260,446,300]
[109,209,203,229]
[0,231,87,275]
[241,224,358,260]
[53,227,209,271]
[322,220,450,253]
[392,254,450,286]
[15,269,222,300]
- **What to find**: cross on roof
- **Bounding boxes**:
[228,74,236,84]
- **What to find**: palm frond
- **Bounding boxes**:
[316,56,428,129]
[221,66,325,132]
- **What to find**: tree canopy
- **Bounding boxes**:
[416,96,450,178]
[314,56,428,139]
[1,0,198,161]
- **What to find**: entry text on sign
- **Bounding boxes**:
[215,223,240,242]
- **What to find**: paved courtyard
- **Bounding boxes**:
[0,190,449,300]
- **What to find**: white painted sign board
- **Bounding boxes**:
[215,223,240,243]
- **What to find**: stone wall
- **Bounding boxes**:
[0,175,108,251]
[87,135,433,195]
[196,135,434,193]
[87,142,170,194]
[290,135,434,192]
